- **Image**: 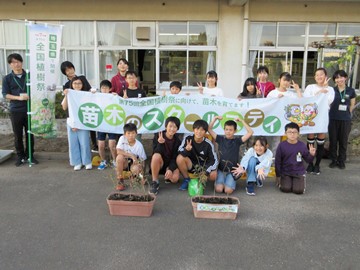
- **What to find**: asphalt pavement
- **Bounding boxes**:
[0,152,359,270]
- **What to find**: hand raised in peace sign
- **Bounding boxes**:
[185,139,192,151]
[158,131,165,144]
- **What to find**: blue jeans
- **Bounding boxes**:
[215,170,236,190]
[246,156,261,185]
[67,125,91,166]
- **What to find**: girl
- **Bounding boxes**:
[303,68,335,175]
[62,76,92,171]
[328,70,356,170]
[197,70,224,97]
[267,72,302,98]
[238,77,261,99]
[232,137,273,196]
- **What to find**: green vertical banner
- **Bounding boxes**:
[28,23,62,138]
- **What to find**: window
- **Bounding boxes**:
[308,23,336,45]
[62,21,94,47]
[250,22,276,47]
[99,50,126,82]
[278,23,306,47]
[97,22,130,46]
[159,22,187,46]
[338,23,360,37]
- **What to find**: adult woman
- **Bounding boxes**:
[328,70,356,170]
[62,76,92,171]
[303,68,334,175]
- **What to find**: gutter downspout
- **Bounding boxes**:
[241,1,249,90]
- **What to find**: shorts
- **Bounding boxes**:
[215,170,236,190]
[97,131,117,141]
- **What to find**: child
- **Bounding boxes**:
[149,116,182,195]
[328,70,356,170]
[197,70,224,97]
[303,68,335,175]
[275,122,316,195]
[177,119,219,191]
[115,123,147,191]
[169,81,182,95]
[208,116,253,194]
[61,61,98,153]
[238,77,261,99]
[123,70,147,98]
[232,137,273,196]
[96,80,118,170]
[61,76,92,171]
[256,66,276,97]
[267,72,302,98]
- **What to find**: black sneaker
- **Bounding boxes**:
[306,163,314,174]
[312,165,320,175]
[338,161,346,169]
[91,146,99,153]
[150,181,160,195]
[15,157,25,167]
[329,161,338,168]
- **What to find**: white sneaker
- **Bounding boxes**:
[85,163,93,170]
[74,164,82,171]
[112,160,117,168]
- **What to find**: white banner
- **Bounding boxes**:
[28,23,62,138]
[67,91,329,136]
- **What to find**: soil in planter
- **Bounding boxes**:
[108,193,154,202]
[192,197,238,204]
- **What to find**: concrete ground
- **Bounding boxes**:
[0,152,359,270]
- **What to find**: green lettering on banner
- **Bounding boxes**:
[143,108,164,131]
[245,109,265,127]
[164,105,185,123]
[203,111,219,127]
[263,116,281,134]
[220,111,243,133]
[78,103,103,128]
[103,104,125,126]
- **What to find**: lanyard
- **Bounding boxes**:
[339,89,346,103]
[13,74,26,92]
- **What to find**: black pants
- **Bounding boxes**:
[10,111,34,158]
[328,119,351,163]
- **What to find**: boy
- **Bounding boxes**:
[123,70,146,98]
[275,122,316,195]
[177,119,218,191]
[115,123,147,191]
[149,116,182,195]
[97,80,118,170]
[208,116,253,194]
[256,65,275,97]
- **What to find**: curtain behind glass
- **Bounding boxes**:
[65,50,95,87]
[4,21,26,46]
[62,22,94,46]
[97,22,130,46]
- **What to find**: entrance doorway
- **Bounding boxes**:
[128,49,156,95]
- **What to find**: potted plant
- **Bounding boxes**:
[190,161,240,220]
[106,161,156,217]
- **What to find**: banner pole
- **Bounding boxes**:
[25,21,32,167]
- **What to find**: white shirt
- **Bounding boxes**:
[116,135,147,161]
[267,88,299,98]
[202,87,224,97]
[304,84,335,109]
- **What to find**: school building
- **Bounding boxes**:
[1,0,360,97]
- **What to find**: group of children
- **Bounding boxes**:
[60,58,356,197]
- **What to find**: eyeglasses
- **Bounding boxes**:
[286,131,298,134]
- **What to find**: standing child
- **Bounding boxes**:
[275,122,316,195]
[163,81,182,96]
[61,76,92,171]
[197,70,224,97]
[303,67,334,175]
[232,137,273,196]
[256,66,276,97]
[177,119,219,191]
[96,80,118,170]
[238,77,261,99]
[208,116,253,194]
[123,70,146,98]
[149,116,182,195]
[115,123,147,191]
[267,72,302,99]
[110,58,137,97]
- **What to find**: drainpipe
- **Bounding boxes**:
[241,1,249,89]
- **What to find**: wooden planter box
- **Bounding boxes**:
[106,193,156,217]
[191,195,240,220]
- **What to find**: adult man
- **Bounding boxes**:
[2,53,38,166]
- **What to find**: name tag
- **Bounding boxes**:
[338,104,347,111]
